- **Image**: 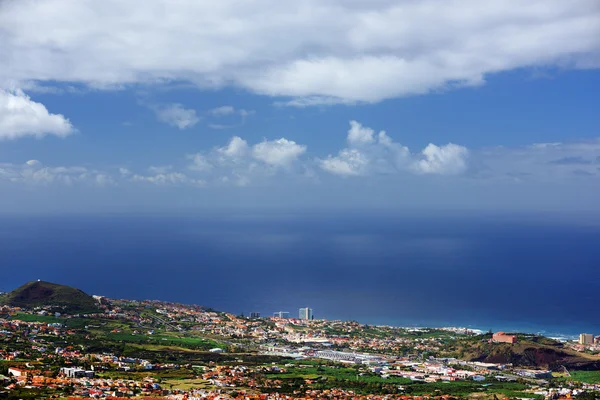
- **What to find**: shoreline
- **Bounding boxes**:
[343,316,586,341]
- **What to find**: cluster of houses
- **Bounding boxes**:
[2,296,600,399]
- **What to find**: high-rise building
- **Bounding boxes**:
[579,333,594,345]
[273,311,289,319]
[299,307,313,320]
[250,312,261,319]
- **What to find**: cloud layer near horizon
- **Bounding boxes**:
[1,121,598,190]
[1,0,599,107]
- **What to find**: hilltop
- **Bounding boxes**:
[0,280,99,313]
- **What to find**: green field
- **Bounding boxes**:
[569,370,600,384]
[103,331,223,351]
[100,368,195,379]
[405,380,540,398]
[264,366,542,398]
[267,366,412,384]
[9,313,65,324]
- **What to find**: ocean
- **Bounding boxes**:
[1,211,599,338]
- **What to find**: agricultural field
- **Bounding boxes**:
[8,313,64,324]
[569,370,600,384]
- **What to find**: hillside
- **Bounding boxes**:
[0,280,99,313]
[459,335,600,371]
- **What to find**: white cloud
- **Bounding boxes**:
[154,103,199,130]
[413,143,469,175]
[320,149,369,176]
[0,89,74,140]
[252,138,307,167]
[0,0,598,104]
[218,136,249,160]
[320,121,411,176]
[347,120,376,145]
[184,135,309,185]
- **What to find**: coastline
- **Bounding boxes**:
[342,316,585,341]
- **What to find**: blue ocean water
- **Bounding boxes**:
[1,211,598,338]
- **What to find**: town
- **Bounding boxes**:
[1,281,600,400]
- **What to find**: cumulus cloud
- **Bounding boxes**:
[0,0,598,104]
[217,136,249,160]
[0,89,74,140]
[319,121,412,176]
[185,135,308,186]
[413,143,469,175]
[252,138,306,167]
[154,103,200,130]
[347,120,376,146]
[321,149,369,176]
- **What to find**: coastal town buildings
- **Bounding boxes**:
[579,333,594,345]
[299,307,313,320]
[1,295,599,399]
[273,311,289,318]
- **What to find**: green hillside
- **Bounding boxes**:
[0,280,99,314]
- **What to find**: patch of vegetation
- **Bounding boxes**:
[9,313,64,324]
[266,366,412,385]
[99,368,196,381]
[101,331,223,351]
[1,388,56,400]
[569,370,600,384]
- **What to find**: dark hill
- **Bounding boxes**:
[0,281,99,313]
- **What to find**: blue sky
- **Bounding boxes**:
[1,0,599,213]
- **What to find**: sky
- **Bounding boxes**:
[1,0,600,213]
